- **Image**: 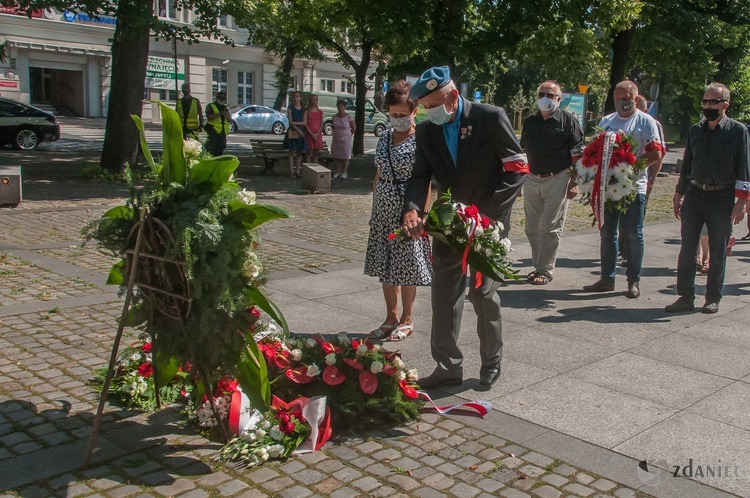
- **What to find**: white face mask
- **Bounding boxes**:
[425,94,454,125]
[389,115,413,132]
[537,97,558,113]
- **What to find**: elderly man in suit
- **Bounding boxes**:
[402,66,528,389]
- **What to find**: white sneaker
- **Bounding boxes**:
[340,173,348,179]
[332,172,340,179]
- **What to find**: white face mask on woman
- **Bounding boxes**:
[389,115,413,132]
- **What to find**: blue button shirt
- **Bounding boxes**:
[442,96,463,166]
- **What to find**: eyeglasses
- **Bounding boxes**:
[538,92,559,99]
[701,99,727,106]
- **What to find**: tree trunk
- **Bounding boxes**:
[373,60,386,112]
[352,41,372,156]
[604,26,636,115]
[272,48,297,111]
[99,0,152,174]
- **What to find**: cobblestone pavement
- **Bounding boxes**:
[0,148,704,498]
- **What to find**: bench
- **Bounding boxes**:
[250,139,333,176]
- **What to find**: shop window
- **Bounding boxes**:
[158,89,179,101]
[212,68,228,97]
[320,79,334,93]
[340,81,353,94]
[237,71,253,105]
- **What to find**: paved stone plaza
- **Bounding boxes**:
[1,128,748,497]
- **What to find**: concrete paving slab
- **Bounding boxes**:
[614,411,750,497]
[503,328,618,374]
[567,352,731,409]
[685,381,750,430]
[497,375,677,448]
[631,332,750,379]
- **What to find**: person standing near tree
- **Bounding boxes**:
[204,91,235,157]
[176,83,204,139]
[331,99,355,179]
[665,82,750,314]
[304,94,324,164]
[582,80,664,299]
[284,91,307,178]
[521,80,583,285]
[402,66,528,390]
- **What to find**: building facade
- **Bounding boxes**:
[0,5,374,121]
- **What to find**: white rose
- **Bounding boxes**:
[356,343,368,357]
[306,338,317,348]
[260,420,271,430]
[243,431,257,442]
[255,429,266,439]
[286,339,297,350]
[267,444,284,458]
[291,349,302,361]
[183,138,202,157]
[238,188,256,205]
[260,452,269,462]
[307,364,321,377]
[393,357,405,370]
[474,225,484,236]
[398,370,406,380]
[500,238,512,252]
[406,369,419,382]
[269,427,283,440]
[372,344,380,353]
[370,361,384,374]
[325,353,337,365]
[337,331,348,342]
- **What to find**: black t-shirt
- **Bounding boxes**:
[520,108,584,175]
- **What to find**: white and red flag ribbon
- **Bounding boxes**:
[418,391,493,417]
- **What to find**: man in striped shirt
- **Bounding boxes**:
[666,82,750,314]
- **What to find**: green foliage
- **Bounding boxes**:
[84,107,291,402]
[235,332,271,412]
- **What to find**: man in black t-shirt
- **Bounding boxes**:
[520,80,583,285]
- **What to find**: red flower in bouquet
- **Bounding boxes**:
[398,379,419,399]
[277,411,296,433]
[141,342,152,353]
[248,307,261,319]
[322,365,347,386]
[215,376,238,396]
[343,358,364,370]
[137,362,153,378]
[286,366,315,384]
[359,370,378,394]
[314,335,342,354]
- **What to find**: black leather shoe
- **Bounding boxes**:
[418,373,463,390]
[626,281,640,299]
[479,364,501,388]
[665,297,695,313]
[702,301,719,314]
[582,278,615,292]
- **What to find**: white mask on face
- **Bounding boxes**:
[537,97,558,113]
[389,115,413,132]
[425,94,454,125]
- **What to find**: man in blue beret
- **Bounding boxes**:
[402,65,528,389]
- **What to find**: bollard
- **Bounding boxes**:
[0,166,22,208]
[301,163,331,193]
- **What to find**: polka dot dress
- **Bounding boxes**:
[364,129,432,286]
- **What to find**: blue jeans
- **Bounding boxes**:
[600,193,646,282]
[677,186,734,302]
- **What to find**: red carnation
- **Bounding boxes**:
[277,411,296,433]
[141,342,152,353]
[480,216,491,229]
[249,307,261,319]
[137,362,153,378]
[388,233,397,240]
[215,376,238,396]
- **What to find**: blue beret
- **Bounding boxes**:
[409,66,452,99]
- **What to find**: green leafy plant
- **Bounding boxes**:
[84,102,291,419]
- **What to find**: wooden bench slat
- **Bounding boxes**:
[250,139,333,175]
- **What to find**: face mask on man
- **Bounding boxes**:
[615,99,635,114]
[389,115,413,132]
[702,108,720,122]
[537,97,558,113]
[425,94,454,125]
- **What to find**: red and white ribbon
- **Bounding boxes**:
[418,390,493,417]
[592,132,617,229]
[229,388,262,436]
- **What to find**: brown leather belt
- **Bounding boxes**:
[690,180,733,191]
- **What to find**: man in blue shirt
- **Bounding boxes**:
[402,66,527,389]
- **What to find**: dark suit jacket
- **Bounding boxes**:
[404,99,527,236]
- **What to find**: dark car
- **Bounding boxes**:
[0,97,60,150]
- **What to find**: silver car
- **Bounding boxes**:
[229,105,289,135]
